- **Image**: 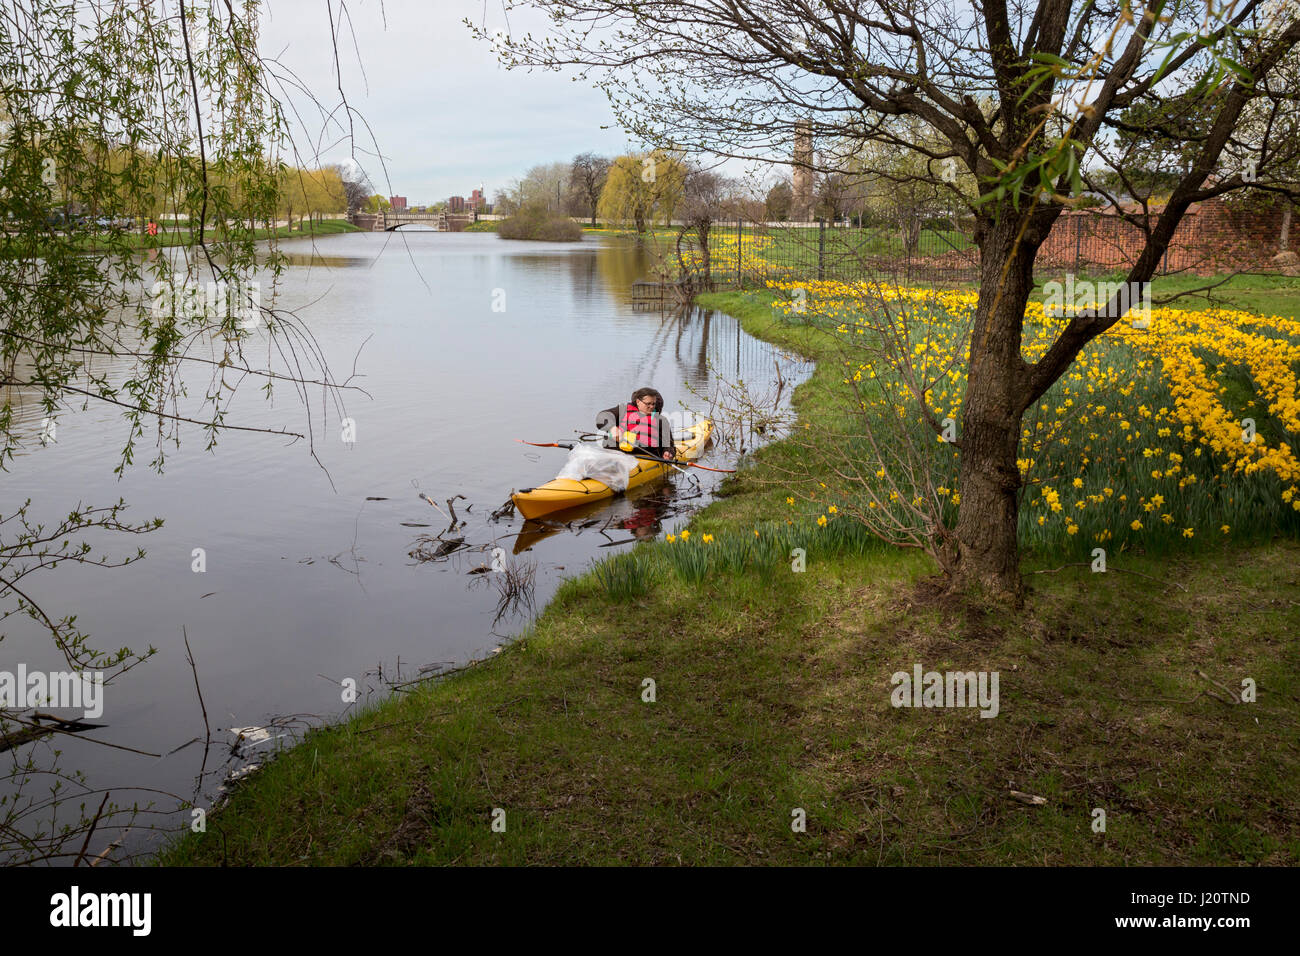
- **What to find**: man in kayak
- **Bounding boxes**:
[596,388,675,460]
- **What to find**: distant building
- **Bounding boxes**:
[792,121,813,222]
[469,188,485,212]
[389,196,407,212]
[449,196,465,213]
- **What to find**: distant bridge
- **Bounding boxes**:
[348,210,479,232]
[379,210,476,232]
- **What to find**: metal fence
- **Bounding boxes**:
[664,212,1297,294]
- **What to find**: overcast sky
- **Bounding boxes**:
[259,0,638,204]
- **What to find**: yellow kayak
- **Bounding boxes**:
[512,420,713,520]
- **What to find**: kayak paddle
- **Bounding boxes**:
[515,439,735,474]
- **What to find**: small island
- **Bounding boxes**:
[496,201,582,241]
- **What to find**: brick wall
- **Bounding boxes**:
[1036,199,1288,275]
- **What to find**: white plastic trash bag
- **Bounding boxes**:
[556,444,637,492]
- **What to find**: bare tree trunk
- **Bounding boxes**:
[699,220,711,290]
[1280,204,1293,252]
[901,215,920,258]
[675,228,691,292]
[951,217,1039,603]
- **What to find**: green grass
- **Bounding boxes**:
[156,285,1300,867]
[1133,272,1300,320]
[158,536,1300,866]
[978,271,1300,321]
[2,217,360,256]
[1008,272,1300,320]
[592,550,655,598]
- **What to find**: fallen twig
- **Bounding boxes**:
[389,658,482,689]
[1030,562,1189,591]
[1194,669,1241,705]
[1008,790,1047,806]
[90,829,128,867]
[183,626,213,795]
[418,492,450,520]
[73,792,112,867]
[446,494,467,526]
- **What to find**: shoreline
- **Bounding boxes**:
[3,218,361,256]
[156,288,1300,866]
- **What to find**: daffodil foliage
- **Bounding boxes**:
[770,280,1300,557]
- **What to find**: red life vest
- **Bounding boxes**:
[624,403,657,450]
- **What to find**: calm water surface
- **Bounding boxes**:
[1,230,809,862]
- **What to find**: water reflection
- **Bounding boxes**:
[509,478,700,555]
[0,230,809,865]
[277,253,375,268]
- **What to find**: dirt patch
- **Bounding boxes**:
[362,777,440,864]
[881,575,1007,647]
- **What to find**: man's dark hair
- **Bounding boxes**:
[631,387,663,411]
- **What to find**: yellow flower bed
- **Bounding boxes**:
[767,279,1300,539]
[679,233,783,279]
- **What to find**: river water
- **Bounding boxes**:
[0,229,809,863]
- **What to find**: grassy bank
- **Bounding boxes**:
[159,289,1300,866]
[116,217,361,250]
[4,217,360,256]
[465,220,611,234]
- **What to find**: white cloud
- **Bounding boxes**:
[260,0,629,202]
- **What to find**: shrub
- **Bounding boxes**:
[496,202,582,242]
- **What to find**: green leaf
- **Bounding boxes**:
[1149,33,1190,86]
[1217,56,1254,85]
[1016,70,1052,108]
[1029,51,1071,67]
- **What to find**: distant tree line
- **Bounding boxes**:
[6,138,363,232]
[490,142,1289,245]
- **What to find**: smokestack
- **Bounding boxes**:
[792,120,814,223]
